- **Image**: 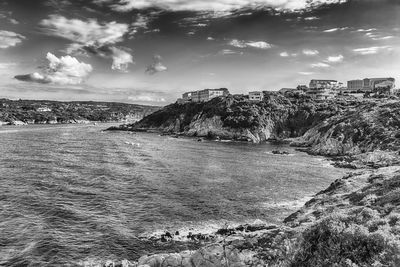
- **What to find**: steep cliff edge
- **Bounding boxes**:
[109,93,358,143]
[294,100,400,156]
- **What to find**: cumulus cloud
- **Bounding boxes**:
[0,30,25,49]
[145,55,167,75]
[15,52,92,85]
[280,51,289,57]
[110,47,134,72]
[94,0,348,13]
[353,46,392,55]
[229,39,271,50]
[40,15,133,72]
[302,49,319,56]
[326,54,344,63]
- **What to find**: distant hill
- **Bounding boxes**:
[0,98,160,125]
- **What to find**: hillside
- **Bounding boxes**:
[0,98,160,125]
[109,93,361,143]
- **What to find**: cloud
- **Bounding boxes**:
[129,12,161,37]
[218,49,243,55]
[304,16,320,21]
[229,39,271,50]
[302,49,319,56]
[326,54,344,63]
[95,0,349,13]
[128,94,166,103]
[145,55,167,75]
[353,46,392,55]
[110,47,134,72]
[299,72,314,75]
[355,28,376,32]
[371,35,394,41]
[41,15,128,46]
[246,41,272,49]
[0,30,25,49]
[280,51,289,57]
[311,62,330,68]
[323,27,348,33]
[15,52,92,85]
[40,15,132,71]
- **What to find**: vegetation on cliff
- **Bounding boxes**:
[295,100,400,156]
[111,93,359,143]
[0,98,159,125]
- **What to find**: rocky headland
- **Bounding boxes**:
[0,98,159,125]
[101,93,400,267]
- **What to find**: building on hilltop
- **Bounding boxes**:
[307,80,340,100]
[181,88,229,103]
[309,80,339,89]
[345,77,395,95]
[249,91,264,101]
[347,80,364,92]
[363,78,395,93]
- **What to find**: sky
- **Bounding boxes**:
[0,0,399,105]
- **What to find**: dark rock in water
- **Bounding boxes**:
[197,138,203,142]
[272,150,290,155]
[165,232,173,239]
[216,228,236,236]
[175,231,180,235]
[160,235,167,242]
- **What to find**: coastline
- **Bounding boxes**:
[98,96,400,266]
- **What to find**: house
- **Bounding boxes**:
[181,88,229,102]
[249,91,264,101]
[37,106,52,112]
[307,80,340,100]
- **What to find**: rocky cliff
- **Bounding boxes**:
[0,99,159,125]
[109,93,359,143]
[293,100,400,156]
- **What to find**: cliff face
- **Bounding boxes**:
[0,99,160,125]
[114,93,357,143]
[294,100,400,156]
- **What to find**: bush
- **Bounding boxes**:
[288,214,400,267]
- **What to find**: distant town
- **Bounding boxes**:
[177,77,396,103]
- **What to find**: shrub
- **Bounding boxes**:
[288,214,400,267]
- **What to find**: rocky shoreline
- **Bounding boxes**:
[100,95,400,267]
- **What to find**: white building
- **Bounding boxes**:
[307,80,340,100]
[181,88,229,102]
[249,91,264,101]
